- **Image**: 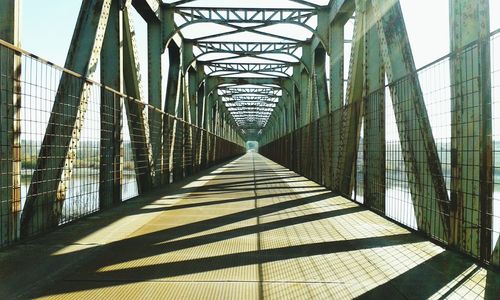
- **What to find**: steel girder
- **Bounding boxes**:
[372,0,450,241]
[0,0,21,244]
[160,2,322,136]
[195,42,302,60]
[218,87,282,97]
[122,6,155,192]
[99,0,123,208]
[175,7,316,29]
[449,0,492,261]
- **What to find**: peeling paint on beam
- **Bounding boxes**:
[371,0,450,241]
[449,0,492,262]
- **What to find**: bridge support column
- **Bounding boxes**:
[163,43,180,183]
[197,80,206,169]
[186,69,198,175]
[335,7,364,196]
[314,47,331,187]
[0,0,21,245]
[329,14,349,190]
[148,18,163,186]
[100,0,122,208]
[449,0,492,261]
[174,72,185,180]
[363,1,385,213]
[122,6,154,193]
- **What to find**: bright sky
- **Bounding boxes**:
[19,1,500,68]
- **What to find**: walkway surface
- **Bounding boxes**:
[1,153,499,299]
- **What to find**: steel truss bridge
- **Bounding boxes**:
[0,0,499,298]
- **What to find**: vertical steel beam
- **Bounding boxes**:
[300,70,309,127]
[122,6,154,192]
[330,19,345,111]
[147,18,163,185]
[162,43,180,183]
[293,85,301,171]
[185,68,197,175]
[197,80,206,168]
[0,0,21,244]
[205,92,214,164]
[335,8,364,195]
[205,92,213,132]
[100,0,122,208]
[371,0,450,240]
[449,0,492,260]
[363,1,385,212]
[165,44,180,116]
[21,0,112,237]
[315,47,331,186]
[315,48,330,115]
[310,69,320,121]
[329,17,347,187]
[197,77,205,128]
[187,69,198,125]
[175,72,185,179]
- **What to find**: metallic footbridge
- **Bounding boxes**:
[0,0,499,298]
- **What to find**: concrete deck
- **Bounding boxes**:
[1,153,499,299]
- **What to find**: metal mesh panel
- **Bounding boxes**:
[354,118,363,204]
[260,30,500,266]
[0,41,245,247]
[122,101,139,201]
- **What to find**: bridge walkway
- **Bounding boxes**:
[1,153,498,299]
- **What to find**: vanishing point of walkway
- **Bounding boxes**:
[1,154,499,299]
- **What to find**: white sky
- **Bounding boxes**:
[20,1,500,70]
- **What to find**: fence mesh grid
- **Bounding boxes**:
[261,30,500,267]
[0,41,245,247]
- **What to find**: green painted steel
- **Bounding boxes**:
[362,0,385,213]
[148,20,163,186]
[334,8,364,195]
[20,0,113,237]
[0,0,496,270]
[123,6,154,193]
[0,0,21,245]
[371,0,450,242]
[449,0,492,261]
[100,0,122,208]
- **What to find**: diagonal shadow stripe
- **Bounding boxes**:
[133,189,326,215]
[36,233,416,297]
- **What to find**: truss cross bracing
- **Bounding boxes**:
[167,0,320,133]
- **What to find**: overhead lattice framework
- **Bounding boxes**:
[165,0,326,133]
